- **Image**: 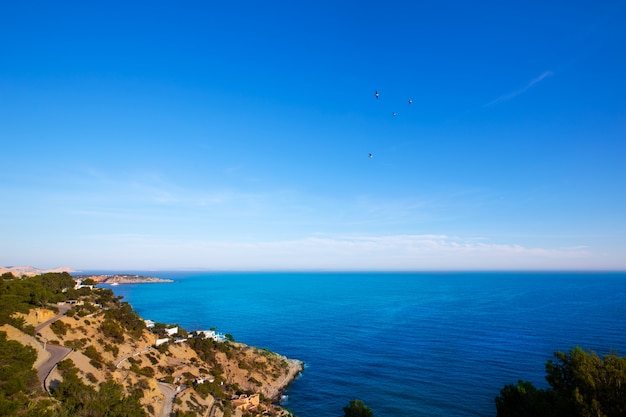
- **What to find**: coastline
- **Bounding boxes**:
[77,274,174,285]
[5,272,304,417]
[263,357,304,401]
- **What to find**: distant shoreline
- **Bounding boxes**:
[75,274,174,285]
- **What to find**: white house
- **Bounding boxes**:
[165,326,178,336]
[155,338,169,347]
[197,330,226,342]
[73,279,94,290]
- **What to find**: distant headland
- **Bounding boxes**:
[76,274,174,285]
[1,266,173,285]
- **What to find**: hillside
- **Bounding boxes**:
[0,272,303,417]
[0,266,76,277]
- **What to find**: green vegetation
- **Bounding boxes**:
[0,272,152,416]
[0,271,296,417]
[0,272,73,331]
[194,378,228,400]
[0,332,39,414]
[53,359,146,417]
[0,273,75,416]
[84,345,105,369]
[174,411,196,417]
[103,300,145,337]
[100,316,125,343]
[496,347,626,417]
[187,336,228,368]
[343,399,374,417]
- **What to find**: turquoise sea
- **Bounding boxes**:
[101,272,626,417]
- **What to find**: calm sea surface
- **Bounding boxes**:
[100,272,626,417]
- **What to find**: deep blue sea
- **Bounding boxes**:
[99,271,626,417]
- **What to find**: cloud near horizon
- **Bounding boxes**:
[47,233,609,271]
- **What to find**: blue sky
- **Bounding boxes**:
[1,1,625,270]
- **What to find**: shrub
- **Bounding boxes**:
[104,343,119,357]
[100,318,124,343]
[84,345,104,363]
[50,320,68,336]
[139,366,154,378]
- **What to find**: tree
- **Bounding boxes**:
[1,272,15,280]
[82,278,97,286]
[343,399,374,417]
[546,347,626,417]
[496,347,626,417]
[495,380,556,417]
[0,331,38,396]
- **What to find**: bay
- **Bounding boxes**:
[101,271,626,417]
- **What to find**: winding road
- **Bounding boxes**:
[32,304,186,416]
[35,304,73,391]
[34,304,70,333]
[114,346,153,367]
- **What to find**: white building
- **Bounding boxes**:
[165,326,178,336]
[155,338,169,347]
[197,330,226,342]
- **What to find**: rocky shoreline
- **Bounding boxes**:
[260,357,304,401]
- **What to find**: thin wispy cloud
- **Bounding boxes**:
[485,71,554,106]
[62,233,604,271]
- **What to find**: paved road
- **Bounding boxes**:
[38,344,72,391]
[34,304,72,390]
[115,346,153,367]
[156,382,190,417]
[157,382,176,417]
[35,304,71,333]
[32,302,184,417]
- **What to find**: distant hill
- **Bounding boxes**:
[0,265,76,277]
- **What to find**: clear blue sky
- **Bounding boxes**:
[1,1,625,270]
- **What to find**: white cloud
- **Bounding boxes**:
[486,71,554,106]
[62,233,618,271]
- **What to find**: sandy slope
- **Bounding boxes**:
[1,324,50,368]
[5,300,303,417]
